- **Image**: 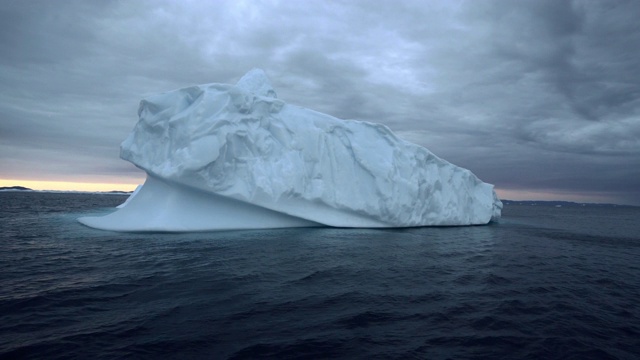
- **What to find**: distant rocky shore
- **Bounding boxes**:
[0,186,32,191]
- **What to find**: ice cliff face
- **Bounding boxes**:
[79,69,502,231]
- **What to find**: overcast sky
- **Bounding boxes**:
[1,0,639,204]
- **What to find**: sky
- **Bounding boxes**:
[1,0,639,204]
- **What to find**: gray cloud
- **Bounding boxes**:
[1,0,639,204]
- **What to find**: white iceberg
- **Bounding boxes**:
[79,69,502,232]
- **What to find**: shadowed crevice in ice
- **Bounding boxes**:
[79,69,502,232]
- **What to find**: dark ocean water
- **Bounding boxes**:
[1,192,639,359]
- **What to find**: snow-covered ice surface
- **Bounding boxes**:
[78,69,502,232]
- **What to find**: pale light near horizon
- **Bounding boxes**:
[0,179,141,192]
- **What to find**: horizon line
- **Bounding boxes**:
[1,179,637,207]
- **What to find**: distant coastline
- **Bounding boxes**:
[0,186,32,191]
[0,186,131,195]
[501,199,636,208]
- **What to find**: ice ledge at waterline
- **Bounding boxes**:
[78,69,502,232]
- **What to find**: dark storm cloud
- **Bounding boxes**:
[383,0,640,204]
[0,1,101,65]
[0,0,638,204]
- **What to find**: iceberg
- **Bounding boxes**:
[78,69,502,232]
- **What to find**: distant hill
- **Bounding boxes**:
[0,186,32,191]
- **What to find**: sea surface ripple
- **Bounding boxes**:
[1,192,639,359]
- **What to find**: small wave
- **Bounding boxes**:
[336,310,400,329]
[229,339,351,359]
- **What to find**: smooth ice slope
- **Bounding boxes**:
[79,69,502,231]
[80,175,319,232]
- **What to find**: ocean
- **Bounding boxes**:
[1,192,639,359]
